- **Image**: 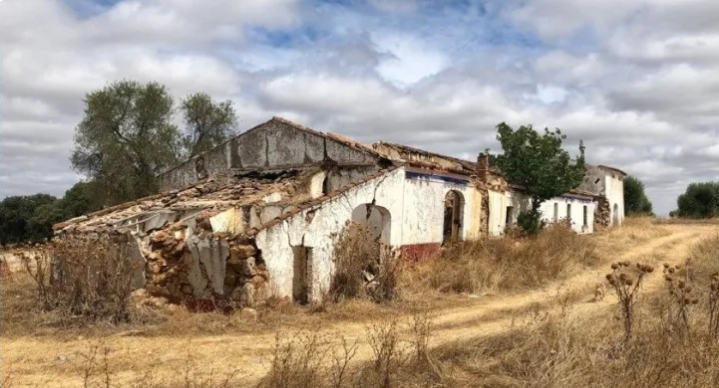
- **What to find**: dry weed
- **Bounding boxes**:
[416,224,598,295]
[605,261,654,343]
[329,222,399,303]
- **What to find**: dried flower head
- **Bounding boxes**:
[663,263,670,269]
[611,263,619,270]
[625,278,634,286]
[669,267,676,274]
[665,275,673,282]
[619,273,628,281]
[678,281,685,289]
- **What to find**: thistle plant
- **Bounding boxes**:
[606,261,654,344]
[662,263,699,334]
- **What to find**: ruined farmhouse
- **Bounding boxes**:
[53,117,626,306]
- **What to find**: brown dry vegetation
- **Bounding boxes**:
[2,217,716,387]
[410,224,600,295]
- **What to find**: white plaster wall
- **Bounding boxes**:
[488,190,507,236]
[255,168,406,301]
[539,197,595,234]
[605,175,625,226]
[490,190,596,235]
[400,170,478,245]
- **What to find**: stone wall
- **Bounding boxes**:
[141,211,273,308]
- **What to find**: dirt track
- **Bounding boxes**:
[2,224,716,387]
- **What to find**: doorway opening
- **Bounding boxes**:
[292,246,313,305]
[443,190,465,244]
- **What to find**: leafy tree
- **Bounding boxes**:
[0,194,58,245]
[71,80,180,205]
[677,182,719,218]
[493,123,586,234]
[0,182,101,246]
[623,176,653,215]
[180,92,237,159]
[70,81,238,206]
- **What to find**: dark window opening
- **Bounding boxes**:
[505,206,514,228]
[292,246,313,305]
[583,205,588,226]
[567,204,572,223]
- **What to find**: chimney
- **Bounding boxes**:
[477,152,489,183]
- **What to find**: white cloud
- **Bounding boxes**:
[1,0,719,215]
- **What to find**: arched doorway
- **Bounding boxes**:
[443,190,465,244]
[351,204,391,244]
[612,203,619,226]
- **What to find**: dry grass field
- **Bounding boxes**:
[3,217,718,387]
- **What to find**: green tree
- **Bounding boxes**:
[0,194,58,245]
[71,81,238,206]
[623,176,653,215]
[493,123,586,234]
[180,92,237,159]
[677,182,719,218]
[71,80,180,205]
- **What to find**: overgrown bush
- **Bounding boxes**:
[21,234,140,324]
[329,222,399,303]
[516,209,545,235]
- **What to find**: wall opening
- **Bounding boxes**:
[351,204,391,244]
[613,203,619,226]
[583,205,588,226]
[443,190,465,244]
[567,203,572,223]
[505,206,514,228]
[322,175,331,195]
[292,246,313,305]
[553,203,559,222]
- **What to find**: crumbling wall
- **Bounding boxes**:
[254,168,406,302]
[141,211,271,308]
[594,196,611,230]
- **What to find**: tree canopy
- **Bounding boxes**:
[676,182,719,218]
[71,80,237,206]
[623,176,653,216]
[0,182,100,246]
[0,194,58,245]
[493,123,586,233]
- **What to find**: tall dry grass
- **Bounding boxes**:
[411,224,599,295]
[396,233,719,388]
[329,222,400,304]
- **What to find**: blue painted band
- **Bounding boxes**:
[405,171,469,186]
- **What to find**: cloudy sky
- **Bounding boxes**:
[2,0,718,215]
